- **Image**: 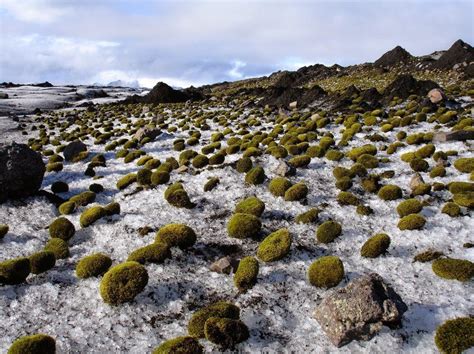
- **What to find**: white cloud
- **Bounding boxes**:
[227,60,247,80]
[0,0,69,24]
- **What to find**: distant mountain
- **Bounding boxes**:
[374,46,413,67]
[107,80,140,88]
[122,82,204,104]
[431,39,474,70]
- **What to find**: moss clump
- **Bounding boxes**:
[269,177,292,197]
[356,204,373,215]
[7,334,56,354]
[448,182,474,194]
[347,144,377,161]
[398,214,426,230]
[49,217,75,241]
[335,176,353,191]
[360,233,390,258]
[325,149,344,161]
[308,256,344,288]
[415,144,435,159]
[378,184,402,201]
[204,317,249,348]
[192,154,209,168]
[442,202,461,217]
[432,258,474,282]
[227,213,261,239]
[99,261,148,305]
[128,243,171,264]
[204,177,220,192]
[245,166,266,185]
[235,157,252,173]
[44,238,69,259]
[453,192,474,208]
[430,165,446,178]
[116,173,137,190]
[284,183,308,201]
[164,183,194,208]
[150,171,170,185]
[152,336,203,354]
[411,183,430,197]
[288,155,311,168]
[337,191,360,206]
[58,201,76,215]
[0,257,30,285]
[235,196,265,217]
[357,154,379,169]
[234,256,259,292]
[257,228,291,262]
[188,301,240,338]
[295,208,320,224]
[434,317,474,354]
[350,163,367,177]
[453,157,474,173]
[136,168,152,186]
[29,251,55,274]
[69,191,96,206]
[413,249,443,263]
[410,158,429,172]
[316,220,342,243]
[333,166,352,179]
[79,205,106,228]
[76,253,112,278]
[104,202,120,216]
[0,224,9,239]
[361,175,381,193]
[155,224,197,249]
[396,198,423,217]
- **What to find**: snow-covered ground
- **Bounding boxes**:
[0,101,473,353]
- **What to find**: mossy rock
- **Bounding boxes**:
[357,154,379,169]
[325,149,344,161]
[453,192,474,208]
[269,177,292,197]
[257,228,291,262]
[192,154,209,168]
[449,182,474,194]
[69,191,96,206]
[58,201,76,215]
[308,256,344,288]
[204,317,249,349]
[356,204,373,215]
[150,171,170,185]
[434,317,474,354]
[116,173,137,190]
[454,157,474,173]
[398,214,426,230]
[76,253,112,278]
[204,177,220,192]
[378,184,402,201]
[227,213,261,239]
[79,205,106,228]
[284,183,308,201]
[245,166,266,185]
[337,191,359,206]
[104,202,120,216]
[235,196,265,217]
[137,168,152,186]
[44,238,69,259]
[0,224,9,239]
[188,301,240,338]
[360,233,390,258]
[413,250,443,263]
[396,198,423,217]
[415,144,435,159]
[51,181,68,194]
[361,175,381,193]
[430,165,446,178]
[152,336,203,354]
[316,220,342,243]
[288,155,311,168]
[164,183,194,208]
[235,157,252,173]
[7,334,56,354]
[29,251,55,274]
[128,243,171,264]
[350,163,368,177]
[295,208,320,224]
[99,261,148,305]
[410,158,429,172]
[234,256,259,292]
[347,144,377,161]
[333,166,352,179]
[0,257,30,285]
[155,223,197,249]
[432,258,474,282]
[49,217,75,241]
[442,202,461,217]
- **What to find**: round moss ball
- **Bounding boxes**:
[453,192,474,208]
[188,301,240,338]
[204,317,250,348]
[235,196,265,217]
[128,243,171,264]
[80,205,106,228]
[288,155,311,168]
[432,258,474,282]
[360,233,391,258]
[150,171,170,186]
[453,157,474,173]
[441,202,461,217]
[49,217,75,241]
[192,154,209,168]
[0,257,31,285]
[235,157,252,173]
[29,251,56,274]
[76,253,112,279]
[227,213,261,239]
[99,261,148,305]
[434,317,474,354]
[269,177,292,197]
[58,201,76,215]
[234,256,259,292]
[155,224,197,249]
[0,224,9,239]
[396,198,423,218]
[257,228,291,262]
[152,336,203,354]
[398,214,426,230]
[295,208,320,224]
[308,256,344,288]
[44,238,69,259]
[51,181,69,193]
[378,184,403,201]
[316,220,342,243]
[337,191,360,206]
[284,183,308,201]
[245,166,266,185]
[104,202,120,216]
[8,334,56,354]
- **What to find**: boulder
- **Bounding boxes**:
[0,143,46,202]
[313,273,407,347]
[273,160,296,177]
[427,88,446,104]
[0,92,8,99]
[410,173,425,190]
[210,256,235,274]
[289,101,298,109]
[63,140,87,161]
[433,130,474,142]
[133,127,161,142]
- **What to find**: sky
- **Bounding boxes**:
[0,0,472,88]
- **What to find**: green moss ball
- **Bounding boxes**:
[204,177,220,192]
[0,224,9,239]
[257,228,291,262]
[410,158,429,172]
[337,191,360,206]
[284,183,308,201]
[192,154,209,168]
[104,202,121,216]
[448,182,474,194]
[434,317,474,354]
[164,183,194,208]
[356,205,373,216]
[227,213,261,239]
[295,208,320,224]
[29,251,56,274]
[0,257,31,285]
[204,317,250,348]
[188,301,240,338]
[308,256,344,288]
[233,256,259,292]
[235,157,252,173]
[360,233,391,258]
[288,155,311,168]
[8,334,56,354]
[432,258,474,282]
[155,223,197,249]
[44,238,69,259]
[398,214,426,230]
[58,201,76,215]
[269,177,292,197]
[152,336,203,354]
[128,243,171,264]
[316,220,342,243]
[453,157,474,173]
[150,171,170,185]
[49,217,75,241]
[442,202,461,217]
[245,166,266,185]
[235,196,265,217]
[116,173,137,190]
[137,168,152,186]
[99,261,148,305]
[453,192,474,208]
[76,253,112,278]
[69,191,96,206]
[378,184,403,201]
[396,198,423,217]
[357,154,379,169]
[79,205,106,228]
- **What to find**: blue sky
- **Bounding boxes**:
[0,0,472,87]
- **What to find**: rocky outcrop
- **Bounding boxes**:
[124,82,205,105]
[374,46,413,67]
[383,74,439,101]
[63,140,87,161]
[431,39,474,70]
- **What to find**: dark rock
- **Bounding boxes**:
[374,46,413,67]
[0,93,8,99]
[34,81,53,87]
[133,127,161,142]
[431,39,474,70]
[210,256,235,274]
[314,273,407,347]
[433,130,474,142]
[260,85,326,108]
[383,74,439,101]
[63,140,87,161]
[76,88,109,99]
[0,143,46,202]
[124,82,204,104]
